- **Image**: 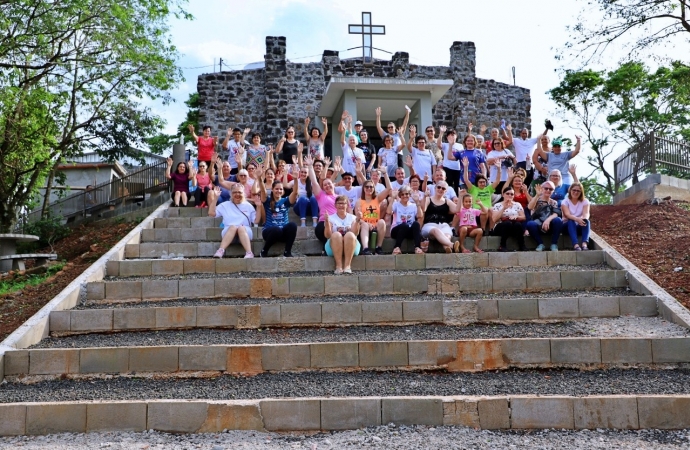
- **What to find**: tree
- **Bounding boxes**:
[548,61,690,197]
[146,92,200,155]
[563,0,690,64]
[0,0,191,231]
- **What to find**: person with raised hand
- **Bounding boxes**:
[305,155,339,245]
[192,159,213,208]
[324,196,362,274]
[456,194,487,253]
[275,125,300,165]
[221,127,250,174]
[387,185,424,255]
[166,157,192,207]
[339,132,366,184]
[533,135,581,185]
[255,170,298,258]
[406,124,436,182]
[491,186,527,252]
[437,125,462,193]
[188,124,218,168]
[449,126,487,186]
[378,134,403,177]
[463,156,502,232]
[208,184,257,259]
[304,117,329,159]
[356,166,392,255]
[375,105,410,168]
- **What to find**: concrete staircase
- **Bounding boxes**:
[2,205,690,435]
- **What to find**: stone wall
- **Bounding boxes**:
[198,36,531,146]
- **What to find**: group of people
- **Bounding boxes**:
[165,112,592,271]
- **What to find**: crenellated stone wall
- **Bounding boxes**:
[198,36,531,146]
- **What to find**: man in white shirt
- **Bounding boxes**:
[223,127,250,174]
[428,167,458,201]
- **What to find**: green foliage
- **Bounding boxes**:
[0,262,66,296]
[580,176,617,205]
[146,92,200,155]
[22,213,72,249]
[0,0,192,231]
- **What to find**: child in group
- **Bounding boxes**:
[456,194,486,253]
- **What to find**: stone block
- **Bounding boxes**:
[358,275,394,293]
[395,274,428,293]
[493,272,526,292]
[547,251,576,265]
[80,348,129,374]
[457,253,477,268]
[551,338,601,364]
[261,344,310,371]
[26,403,86,434]
[408,340,457,366]
[183,259,215,274]
[281,303,321,324]
[443,300,478,325]
[425,253,456,269]
[560,271,595,290]
[538,298,579,319]
[321,398,381,430]
[119,260,152,277]
[106,280,144,302]
[526,272,562,290]
[246,257,277,273]
[395,254,425,270]
[601,338,652,363]
[427,274,460,294]
[498,298,539,320]
[254,304,278,326]
[155,307,196,328]
[139,243,169,258]
[576,250,604,265]
[167,217,193,228]
[86,281,105,300]
[322,302,361,324]
[142,280,178,300]
[381,398,443,426]
[271,278,290,296]
[124,244,139,258]
[179,346,227,371]
[129,346,178,372]
[198,402,265,432]
[305,256,334,272]
[237,305,261,329]
[276,256,306,273]
[619,296,657,317]
[196,305,237,328]
[579,296,620,318]
[0,404,26,435]
[215,258,248,273]
[574,396,639,430]
[49,310,70,332]
[227,346,262,374]
[477,299,498,320]
[517,252,548,267]
[359,342,408,367]
[443,398,480,427]
[324,276,360,294]
[147,401,208,433]
[595,270,626,288]
[87,402,147,432]
[106,260,119,276]
[448,340,505,371]
[29,349,80,375]
[4,350,28,375]
[502,339,551,364]
[510,396,574,429]
[652,338,690,363]
[68,309,112,332]
[458,273,492,292]
[310,343,359,368]
[179,278,215,298]
[403,301,443,322]
[215,278,251,297]
[114,308,155,330]
[290,277,324,294]
[151,259,184,276]
[180,227,204,241]
[261,399,320,431]
[362,302,403,323]
[488,252,519,268]
[191,217,215,228]
[638,396,690,429]
[477,398,510,429]
[168,242,198,257]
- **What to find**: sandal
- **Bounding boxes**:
[444,245,453,254]
[473,248,484,253]
[453,241,461,253]
[392,247,402,255]
[573,244,582,251]
[414,247,424,254]
[462,248,472,254]
[581,242,589,251]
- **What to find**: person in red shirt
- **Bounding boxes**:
[188,124,218,167]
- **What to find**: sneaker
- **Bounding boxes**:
[343,266,352,274]
[334,268,343,275]
[213,248,225,258]
[535,244,545,252]
[375,246,384,255]
[260,249,268,258]
[498,246,508,252]
[244,251,254,259]
[300,219,306,227]
[283,251,293,257]
[361,248,372,256]
[550,244,559,252]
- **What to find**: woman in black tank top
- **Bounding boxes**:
[421,182,460,253]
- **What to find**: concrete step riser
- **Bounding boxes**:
[50,296,658,334]
[112,251,606,276]
[87,270,630,302]
[5,337,689,379]
[3,394,690,435]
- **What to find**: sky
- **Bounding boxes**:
[159,0,584,133]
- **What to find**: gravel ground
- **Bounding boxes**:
[105,263,612,281]
[3,368,690,403]
[77,288,637,309]
[2,427,690,449]
[33,317,688,349]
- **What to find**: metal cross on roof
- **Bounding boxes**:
[348,12,385,63]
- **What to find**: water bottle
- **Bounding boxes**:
[500,119,506,130]
[370,231,378,250]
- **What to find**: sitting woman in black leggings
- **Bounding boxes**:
[256,178,298,257]
[490,186,527,252]
[386,185,424,255]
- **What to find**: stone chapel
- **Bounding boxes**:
[197,36,531,158]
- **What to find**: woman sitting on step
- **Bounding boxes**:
[421,180,460,253]
[561,182,591,251]
[165,157,192,207]
[387,185,424,255]
[305,155,339,245]
[192,161,213,208]
[255,176,298,258]
[324,195,362,274]
[355,167,392,255]
[491,186,527,252]
[207,185,257,259]
[526,181,564,252]
[285,165,319,227]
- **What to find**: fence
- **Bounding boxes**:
[20,161,170,228]
[614,132,690,191]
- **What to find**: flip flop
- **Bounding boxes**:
[414,247,424,254]
[474,248,484,253]
[392,247,402,255]
[462,248,472,253]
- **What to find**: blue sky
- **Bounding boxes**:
[158,0,585,135]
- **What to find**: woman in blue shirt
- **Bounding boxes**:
[257,176,298,258]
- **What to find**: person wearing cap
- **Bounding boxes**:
[335,171,362,211]
[340,133,366,183]
[337,111,362,144]
[436,125,462,193]
[525,181,564,252]
[533,135,581,185]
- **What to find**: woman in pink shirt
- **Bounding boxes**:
[305,155,338,244]
[192,161,213,208]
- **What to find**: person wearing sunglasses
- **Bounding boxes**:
[490,188,527,252]
[526,181,564,251]
[324,195,362,274]
[276,126,300,164]
[375,105,410,168]
[561,182,591,251]
[191,161,213,208]
[207,185,257,259]
[387,186,424,255]
[533,135,581,185]
[421,181,460,253]
[355,168,392,255]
